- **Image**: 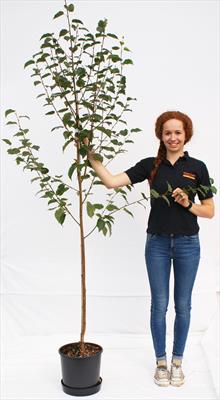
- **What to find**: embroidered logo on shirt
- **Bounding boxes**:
[182,171,196,180]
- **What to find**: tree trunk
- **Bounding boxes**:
[77,148,86,354]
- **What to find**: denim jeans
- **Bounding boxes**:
[144,233,200,362]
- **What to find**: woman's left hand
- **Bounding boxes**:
[172,188,190,208]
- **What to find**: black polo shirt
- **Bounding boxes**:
[124,151,213,235]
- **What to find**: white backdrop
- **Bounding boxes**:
[1,0,219,398]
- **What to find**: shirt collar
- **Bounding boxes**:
[162,150,189,165]
[182,150,189,159]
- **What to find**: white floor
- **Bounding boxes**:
[1,333,218,400]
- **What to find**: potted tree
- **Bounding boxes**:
[2,1,151,396]
[3,0,217,396]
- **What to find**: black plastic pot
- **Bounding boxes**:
[58,342,103,396]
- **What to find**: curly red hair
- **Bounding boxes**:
[148,111,193,186]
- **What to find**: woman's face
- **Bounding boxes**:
[162,119,186,153]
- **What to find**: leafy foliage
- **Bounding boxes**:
[3,1,217,237]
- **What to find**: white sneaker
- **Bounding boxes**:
[170,363,185,386]
[154,366,170,387]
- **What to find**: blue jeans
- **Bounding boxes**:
[144,233,200,362]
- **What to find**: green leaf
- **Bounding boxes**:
[63,112,72,125]
[15,157,24,165]
[31,177,41,183]
[6,121,17,125]
[76,78,85,88]
[141,192,148,201]
[107,33,118,39]
[55,208,66,225]
[122,59,133,65]
[48,199,57,205]
[63,130,72,139]
[97,19,108,33]
[111,139,119,145]
[111,54,121,63]
[53,11,64,19]
[166,181,173,193]
[65,4,74,12]
[119,129,128,136]
[72,19,83,24]
[105,220,112,236]
[106,204,119,211]
[96,126,112,136]
[130,128,142,132]
[150,189,160,198]
[94,203,104,209]
[40,167,49,174]
[62,138,73,152]
[51,126,63,132]
[197,187,206,197]
[56,183,69,196]
[87,201,95,218]
[7,148,20,154]
[102,226,108,236]
[24,60,35,68]
[211,185,217,194]
[42,176,50,182]
[97,218,105,231]
[36,93,45,99]
[2,138,12,145]
[104,154,114,160]
[116,101,124,108]
[79,146,88,158]
[68,163,77,179]
[42,73,50,78]
[59,29,68,37]
[5,109,15,117]
[40,33,53,40]
[101,146,114,152]
[123,208,134,217]
[111,67,120,74]
[76,67,86,77]
[32,145,40,151]
[162,195,170,207]
[19,115,30,119]
[45,111,55,115]
[82,100,94,111]
[40,191,54,199]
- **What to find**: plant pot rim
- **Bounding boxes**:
[58,341,103,359]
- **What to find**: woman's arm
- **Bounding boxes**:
[88,151,131,189]
[172,188,215,218]
[188,197,215,219]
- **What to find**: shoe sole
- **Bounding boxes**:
[154,378,170,387]
[170,380,184,387]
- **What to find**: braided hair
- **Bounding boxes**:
[148,111,193,187]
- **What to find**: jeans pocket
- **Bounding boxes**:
[189,234,199,239]
[183,234,199,242]
[147,233,158,241]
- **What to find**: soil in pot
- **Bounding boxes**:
[61,342,101,358]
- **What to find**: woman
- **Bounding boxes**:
[86,110,215,387]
